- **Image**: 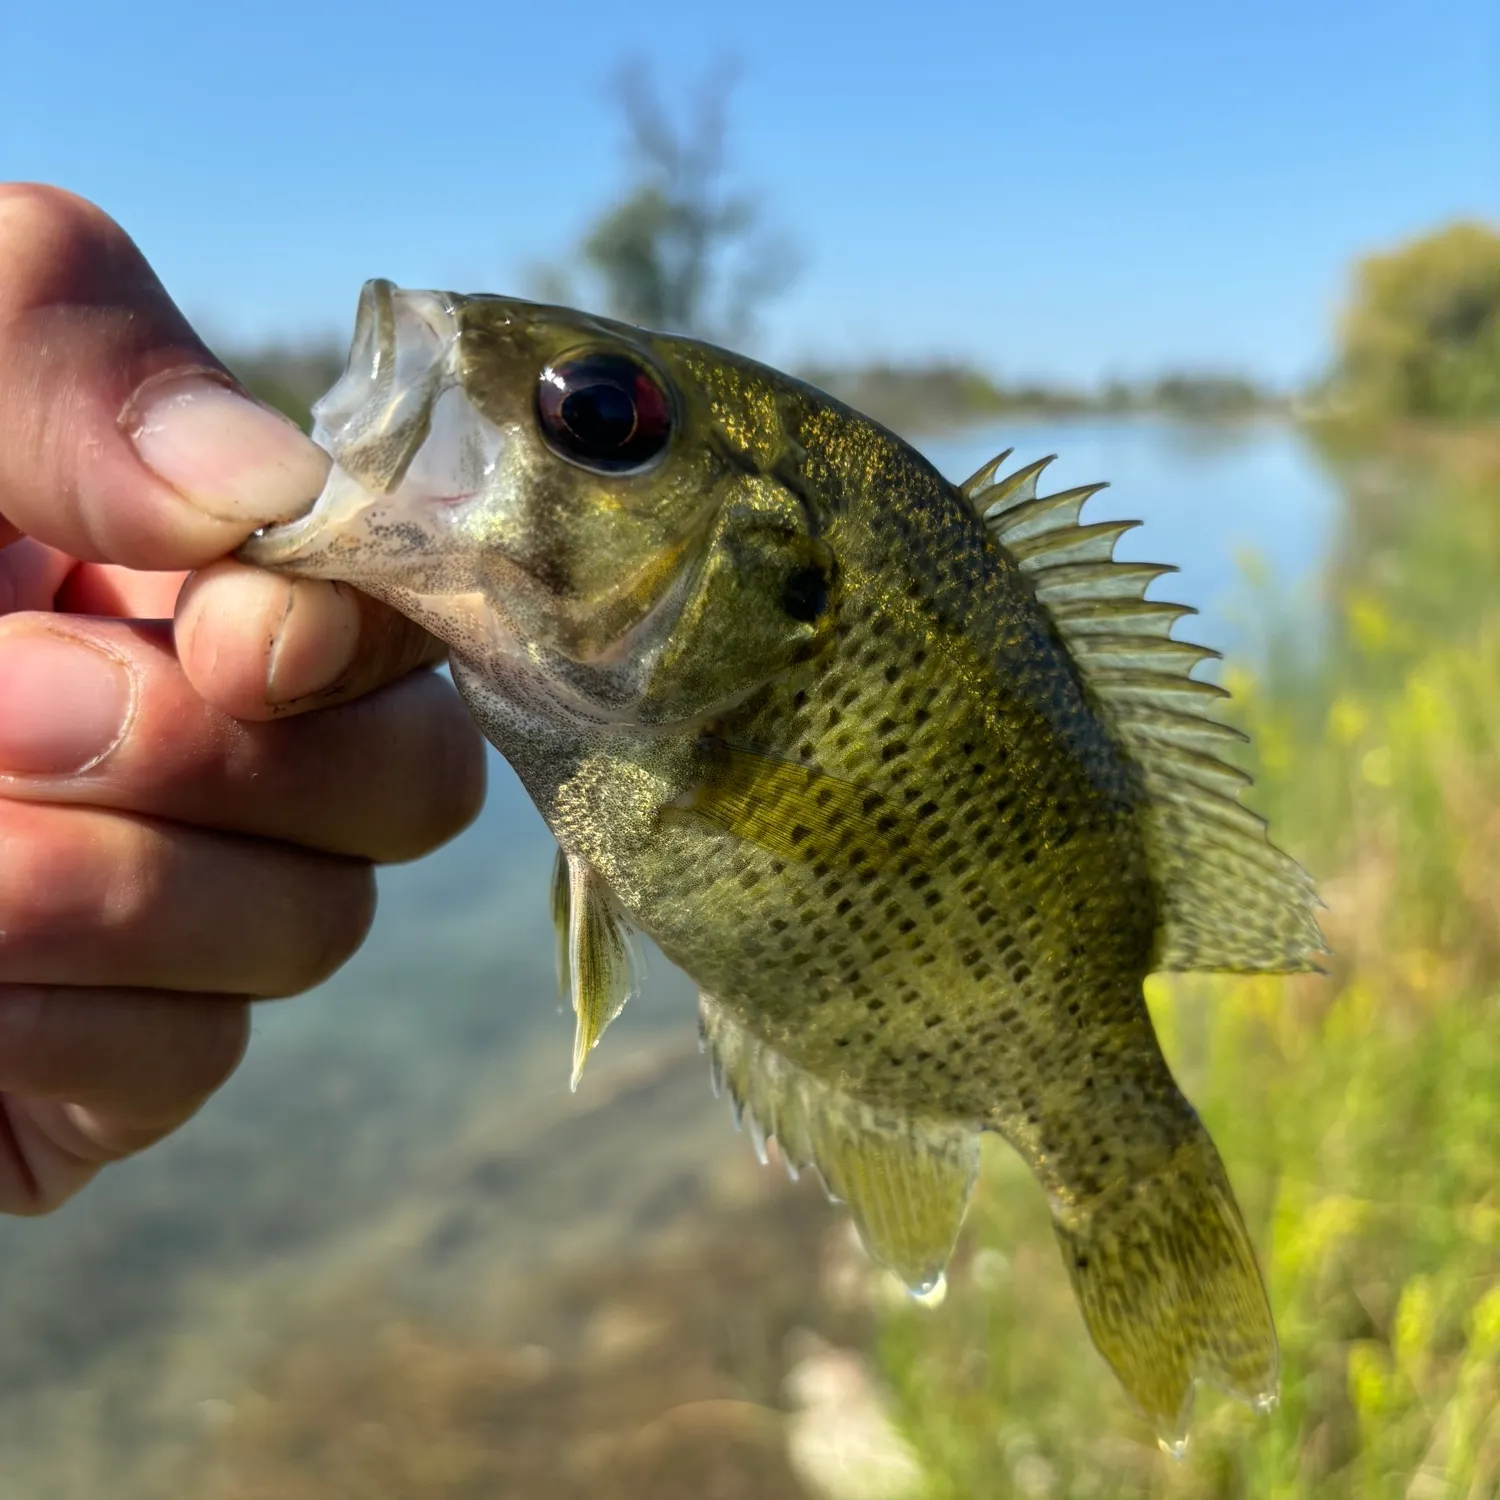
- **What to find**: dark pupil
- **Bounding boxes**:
[537,353,673,473]
[781,565,828,623]
[561,382,636,451]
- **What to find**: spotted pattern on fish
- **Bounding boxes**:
[238,281,1324,1447]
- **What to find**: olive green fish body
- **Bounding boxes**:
[240,282,1325,1449]
[541,424,1170,1164]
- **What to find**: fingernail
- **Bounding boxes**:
[265,578,362,705]
[121,371,332,528]
[0,629,133,775]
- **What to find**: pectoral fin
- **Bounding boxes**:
[699,994,978,1297]
[553,848,642,1090]
[549,846,570,1004]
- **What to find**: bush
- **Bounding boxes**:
[1328,222,1500,423]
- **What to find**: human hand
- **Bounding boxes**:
[0,185,487,1212]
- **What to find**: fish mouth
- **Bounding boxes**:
[237,278,465,573]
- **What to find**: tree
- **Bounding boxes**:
[229,344,348,434]
[1330,221,1500,422]
[550,61,798,346]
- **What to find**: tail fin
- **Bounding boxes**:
[1049,1127,1278,1454]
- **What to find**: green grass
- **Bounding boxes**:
[877,435,1500,1498]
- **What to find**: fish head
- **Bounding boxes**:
[240,279,839,725]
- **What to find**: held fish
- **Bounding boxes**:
[239,281,1324,1449]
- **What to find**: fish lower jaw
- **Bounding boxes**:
[235,460,438,579]
[235,462,357,573]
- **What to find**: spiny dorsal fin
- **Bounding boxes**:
[552,847,643,1089]
[980,481,1108,546]
[966,452,1054,516]
[967,454,1326,974]
[699,993,979,1297]
[957,447,1013,498]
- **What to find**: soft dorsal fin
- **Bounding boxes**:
[699,994,979,1297]
[965,454,1325,974]
[551,847,643,1089]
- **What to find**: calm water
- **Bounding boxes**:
[0,416,1341,1497]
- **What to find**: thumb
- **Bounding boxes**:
[0,183,329,570]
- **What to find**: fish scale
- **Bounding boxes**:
[688,579,1153,1135]
[238,279,1325,1450]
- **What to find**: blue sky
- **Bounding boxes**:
[4,0,1496,386]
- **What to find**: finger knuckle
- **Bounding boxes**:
[0,186,132,313]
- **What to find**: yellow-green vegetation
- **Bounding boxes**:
[1324,221,1500,424]
[875,430,1500,1496]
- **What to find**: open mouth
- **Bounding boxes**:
[236,279,464,570]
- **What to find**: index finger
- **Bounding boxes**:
[0,184,329,571]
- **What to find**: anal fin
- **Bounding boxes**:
[553,847,642,1090]
[1049,1123,1278,1454]
[699,994,978,1296]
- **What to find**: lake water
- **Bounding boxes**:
[0,416,1343,1498]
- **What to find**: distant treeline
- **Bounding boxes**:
[229,343,1284,441]
[227,216,1500,440]
[799,362,1283,435]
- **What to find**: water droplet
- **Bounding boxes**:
[910,1273,947,1307]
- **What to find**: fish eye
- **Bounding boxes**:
[536,351,674,473]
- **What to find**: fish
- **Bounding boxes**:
[238,279,1325,1451]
